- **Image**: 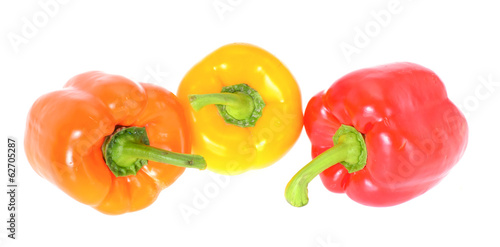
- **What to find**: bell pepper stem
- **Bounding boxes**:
[285,125,367,207]
[102,127,206,177]
[122,143,207,170]
[189,92,254,119]
[188,83,265,128]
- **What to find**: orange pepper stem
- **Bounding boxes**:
[285,125,367,207]
[102,127,206,177]
[188,83,265,128]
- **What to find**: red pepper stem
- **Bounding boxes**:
[102,127,206,177]
[285,125,367,207]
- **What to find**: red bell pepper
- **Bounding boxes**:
[285,62,468,207]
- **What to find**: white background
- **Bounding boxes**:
[1,1,499,246]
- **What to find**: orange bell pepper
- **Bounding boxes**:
[25,71,206,215]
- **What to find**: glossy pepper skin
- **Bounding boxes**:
[286,63,468,207]
[177,43,303,175]
[25,72,205,214]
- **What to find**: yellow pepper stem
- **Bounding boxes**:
[189,92,254,119]
[188,83,265,128]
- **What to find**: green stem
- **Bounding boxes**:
[188,83,265,128]
[122,144,206,169]
[285,125,367,207]
[189,92,254,119]
[102,127,206,177]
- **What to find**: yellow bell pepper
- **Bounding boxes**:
[177,43,303,175]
